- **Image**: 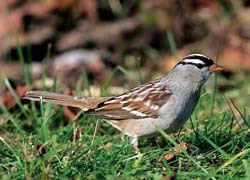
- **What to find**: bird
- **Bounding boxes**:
[23,54,223,152]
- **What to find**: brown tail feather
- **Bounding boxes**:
[23,91,110,110]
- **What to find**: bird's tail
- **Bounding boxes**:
[23,91,109,110]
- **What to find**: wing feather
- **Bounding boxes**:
[86,80,171,120]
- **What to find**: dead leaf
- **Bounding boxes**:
[164,142,188,161]
[3,85,28,109]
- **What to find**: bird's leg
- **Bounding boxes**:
[130,137,140,153]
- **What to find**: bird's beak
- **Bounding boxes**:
[210,63,223,73]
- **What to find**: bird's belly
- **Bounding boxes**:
[105,94,199,137]
[105,118,159,137]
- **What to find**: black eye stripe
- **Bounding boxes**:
[195,63,204,69]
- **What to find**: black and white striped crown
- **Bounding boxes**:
[178,54,214,68]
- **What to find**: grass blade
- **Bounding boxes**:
[15,29,31,87]
[201,134,230,159]
[167,31,177,59]
[156,126,216,179]
[216,148,250,173]
[3,76,28,118]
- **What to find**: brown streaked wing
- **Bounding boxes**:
[86,80,172,120]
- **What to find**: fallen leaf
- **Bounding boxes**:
[164,142,188,161]
[3,85,28,109]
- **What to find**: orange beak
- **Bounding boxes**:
[210,63,223,73]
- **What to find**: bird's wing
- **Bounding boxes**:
[86,80,172,120]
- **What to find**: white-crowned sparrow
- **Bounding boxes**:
[23,54,223,152]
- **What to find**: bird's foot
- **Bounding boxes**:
[131,136,140,154]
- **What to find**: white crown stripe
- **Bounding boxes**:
[182,59,205,65]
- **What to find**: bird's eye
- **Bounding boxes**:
[195,64,204,69]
